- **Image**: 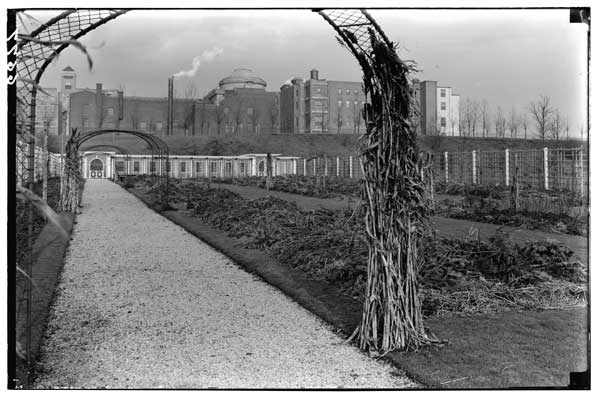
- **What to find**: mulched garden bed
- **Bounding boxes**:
[134,176,587,317]
[435,197,588,236]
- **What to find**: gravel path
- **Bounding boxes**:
[33,179,417,389]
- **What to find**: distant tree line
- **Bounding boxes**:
[459,95,584,141]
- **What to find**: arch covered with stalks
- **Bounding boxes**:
[12,9,435,368]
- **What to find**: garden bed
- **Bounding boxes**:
[133,176,587,317]
[435,197,587,236]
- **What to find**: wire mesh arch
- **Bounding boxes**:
[77,129,170,186]
[13,9,127,368]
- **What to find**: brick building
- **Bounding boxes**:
[68,68,279,136]
[280,69,367,134]
[280,70,460,137]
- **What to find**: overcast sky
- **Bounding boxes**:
[24,8,588,136]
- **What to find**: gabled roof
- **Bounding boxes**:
[62,66,75,72]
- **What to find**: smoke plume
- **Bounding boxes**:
[173,47,224,78]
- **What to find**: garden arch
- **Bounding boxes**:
[14,8,426,363]
[77,129,170,186]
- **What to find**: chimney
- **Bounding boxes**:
[117,91,124,121]
[310,69,319,80]
[95,83,103,128]
[167,76,174,136]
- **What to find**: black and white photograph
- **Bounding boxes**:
[5,0,593,391]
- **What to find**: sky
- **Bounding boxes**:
[22,7,589,137]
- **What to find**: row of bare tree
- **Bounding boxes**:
[459,95,582,140]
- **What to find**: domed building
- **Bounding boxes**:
[204,68,280,135]
[218,68,267,91]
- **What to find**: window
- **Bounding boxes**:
[180,162,186,173]
[116,161,125,173]
[107,108,114,116]
[156,122,163,131]
[210,162,217,173]
[150,161,156,173]
[316,87,321,93]
[64,84,72,90]
[63,75,73,79]
[354,101,359,106]
[441,89,446,97]
[139,121,147,130]
[441,102,446,110]
[440,117,447,127]
[166,161,171,172]
[196,161,204,174]
[225,162,232,174]
[247,107,254,116]
[345,101,350,108]
[354,89,358,95]
[82,104,90,116]
[133,161,140,172]
[337,100,342,108]
[346,89,350,95]
[337,88,342,95]
[240,162,246,173]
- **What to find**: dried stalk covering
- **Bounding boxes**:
[354,31,440,353]
[59,130,84,212]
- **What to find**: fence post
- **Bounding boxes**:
[505,148,510,187]
[444,151,449,183]
[324,157,328,177]
[349,156,353,179]
[336,157,340,177]
[543,147,549,190]
[472,150,477,184]
[303,159,306,176]
[579,146,584,197]
[313,158,317,176]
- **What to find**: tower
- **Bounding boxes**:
[60,66,77,94]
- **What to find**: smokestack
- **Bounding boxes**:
[310,69,319,80]
[167,76,174,136]
[117,90,124,121]
[95,83,103,128]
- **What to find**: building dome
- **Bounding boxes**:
[218,68,267,91]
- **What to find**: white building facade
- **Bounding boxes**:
[436,86,460,136]
[80,152,299,180]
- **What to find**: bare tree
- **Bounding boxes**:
[197,102,208,136]
[232,101,245,134]
[549,108,564,141]
[337,104,344,134]
[352,100,363,134]
[181,83,197,136]
[214,103,226,135]
[470,98,480,137]
[519,111,529,139]
[495,106,506,138]
[128,100,140,130]
[269,97,279,133]
[249,102,261,134]
[529,95,553,140]
[509,106,518,138]
[460,97,473,137]
[480,99,489,137]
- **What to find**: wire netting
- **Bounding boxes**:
[14,9,126,366]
